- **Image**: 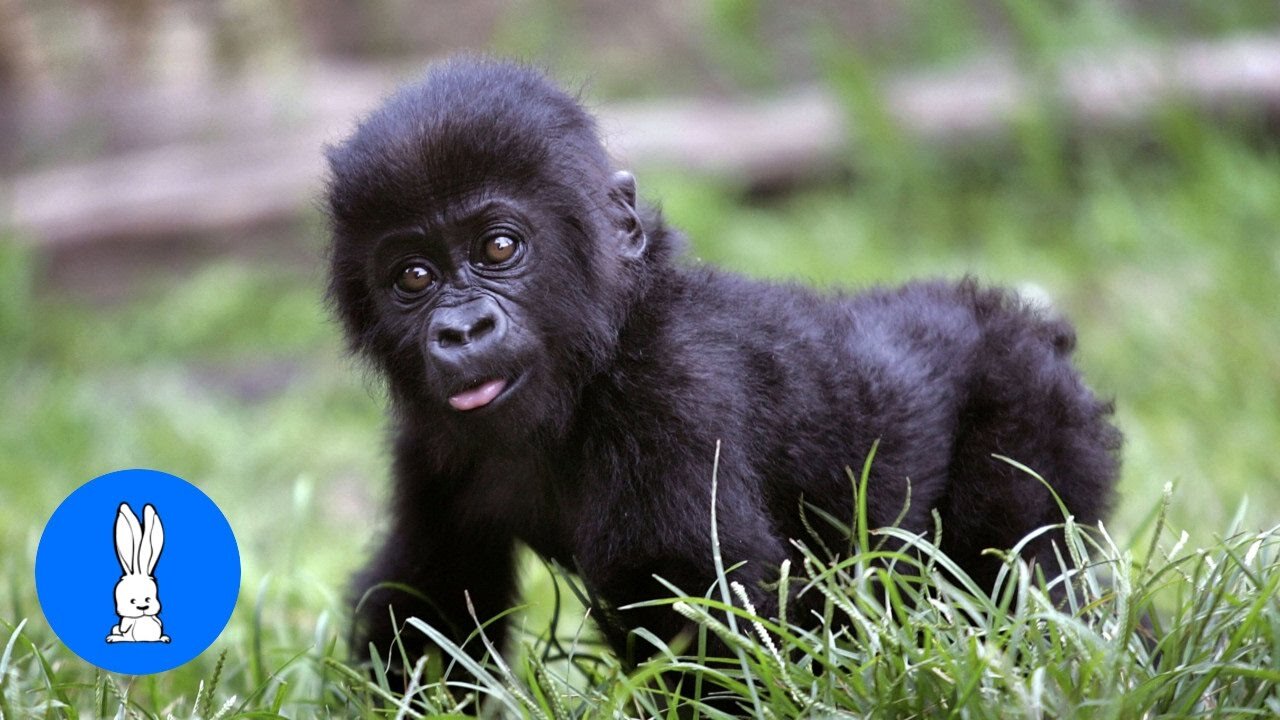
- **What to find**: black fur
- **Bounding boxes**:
[325,57,1122,671]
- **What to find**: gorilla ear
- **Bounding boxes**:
[608,170,646,259]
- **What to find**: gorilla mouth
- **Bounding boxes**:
[448,377,510,411]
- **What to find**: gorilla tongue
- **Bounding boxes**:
[448,378,508,411]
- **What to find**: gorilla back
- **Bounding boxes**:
[325,56,1122,668]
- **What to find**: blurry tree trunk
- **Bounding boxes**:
[93,0,160,72]
[0,0,49,171]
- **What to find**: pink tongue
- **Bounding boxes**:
[448,378,508,411]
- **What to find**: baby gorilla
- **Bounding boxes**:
[326,57,1121,670]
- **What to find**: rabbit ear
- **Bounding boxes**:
[139,504,164,575]
[114,503,141,574]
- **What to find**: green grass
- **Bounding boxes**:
[2,456,1278,717]
[3,128,1279,715]
[2,126,1277,715]
[4,7,1280,715]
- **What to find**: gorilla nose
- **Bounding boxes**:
[429,298,507,362]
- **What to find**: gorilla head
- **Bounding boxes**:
[326,59,653,444]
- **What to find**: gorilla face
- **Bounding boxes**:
[328,121,648,442]
[363,189,569,429]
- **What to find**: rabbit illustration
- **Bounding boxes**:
[105,503,170,643]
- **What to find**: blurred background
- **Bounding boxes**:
[2,0,1279,655]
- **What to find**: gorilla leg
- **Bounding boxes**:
[940,307,1120,592]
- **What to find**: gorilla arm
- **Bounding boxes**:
[350,432,519,673]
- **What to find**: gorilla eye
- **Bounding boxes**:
[395,263,435,295]
[478,234,519,266]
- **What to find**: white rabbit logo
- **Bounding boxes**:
[106,503,171,643]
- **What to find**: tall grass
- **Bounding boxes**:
[4,467,1278,718]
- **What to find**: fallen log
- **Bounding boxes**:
[7,34,1280,248]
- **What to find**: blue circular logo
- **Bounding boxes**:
[35,469,241,675]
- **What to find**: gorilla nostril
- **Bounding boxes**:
[470,315,496,340]
[437,326,467,347]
